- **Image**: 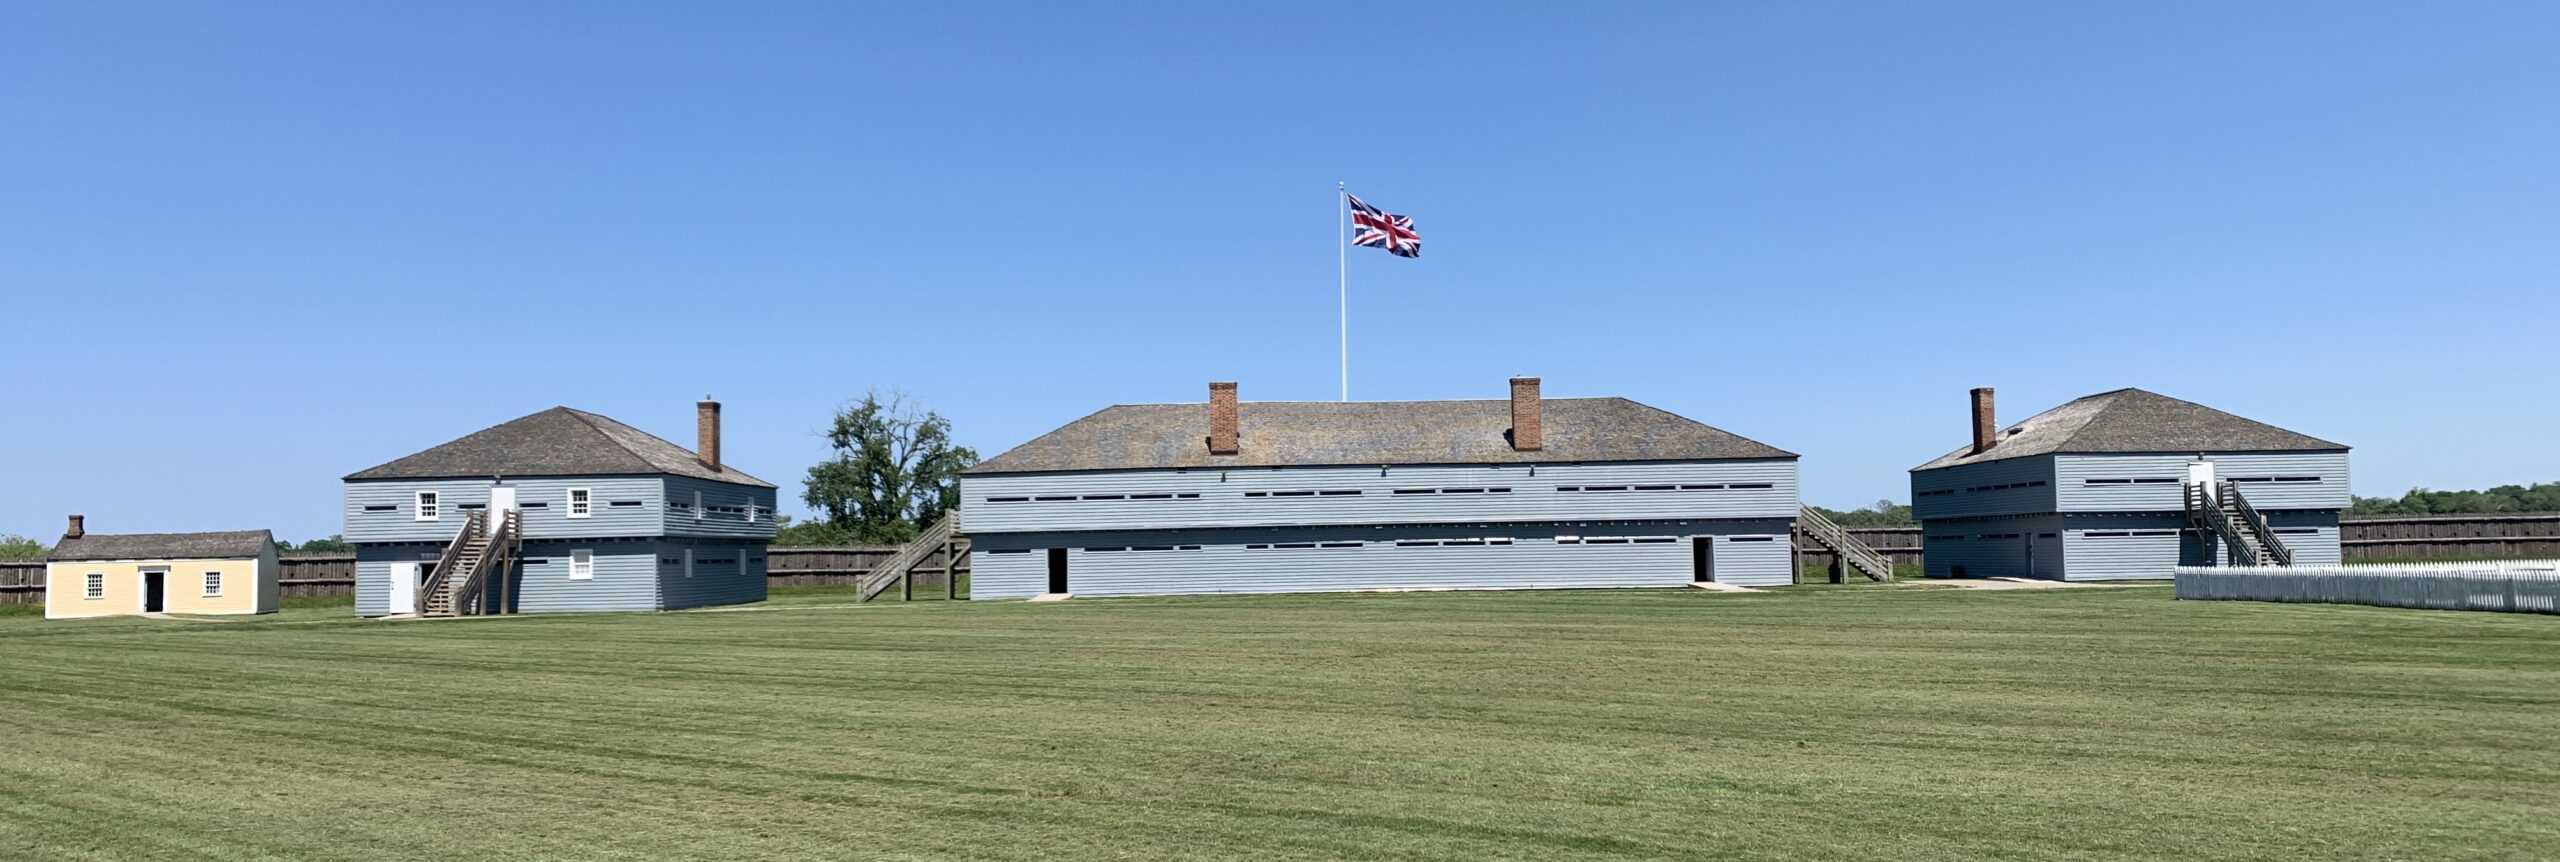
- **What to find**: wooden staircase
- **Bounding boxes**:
[421,508,523,617]
[859,513,964,602]
[2184,480,2293,567]
[1795,506,1895,582]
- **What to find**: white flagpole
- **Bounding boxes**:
[1338,181,1348,402]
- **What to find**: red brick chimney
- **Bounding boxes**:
[1509,377,1542,452]
[697,397,722,472]
[1970,387,1997,455]
[64,514,84,540]
[1208,382,1239,455]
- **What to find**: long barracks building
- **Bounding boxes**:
[959,378,1810,598]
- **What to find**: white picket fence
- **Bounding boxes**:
[2174,559,2560,614]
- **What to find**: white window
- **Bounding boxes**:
[683,548,695,577]
[693,491,704,521]
[566,488,592,519]
[569,549,594,580]
[416,491,440,521]
[85,573,104,599]
[203,572,223,597]
[743,497,756,524]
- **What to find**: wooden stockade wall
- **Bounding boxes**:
[1794,514,2560,572]
[10,515,2559,603]
[0,546,970,605]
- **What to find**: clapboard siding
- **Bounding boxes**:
[2266,511,2343,567]
[2054,452,2351,513]
[1917,515,2066,579]
[2055,514,2199,581]
[345,476,666,543]
[514,539,661,612]
[660,477,781,540]
[657,539,768,610]
[967,519,1792,599]
[960,460,1798,534]
[1908,456,2058,521]
[354,544,446,616]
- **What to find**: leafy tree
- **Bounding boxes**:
[800,389,978,545]
[0,535,45,559]
[2350,482,2560,516]
[1811,499,1914,527]
[770,515,857,547]
[279,535,352,554]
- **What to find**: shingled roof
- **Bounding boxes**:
[1913,388,2347,471]
[968,397,1794,474]
[50,530,271,562]
[345,407,774,487]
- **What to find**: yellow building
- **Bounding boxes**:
[44,515,279,620]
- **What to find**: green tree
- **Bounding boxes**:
[0,534,45,559]
[2350,482,2560,516]
[1812,499,1915,527]
[280,535,352,554]
[800,389,978,545]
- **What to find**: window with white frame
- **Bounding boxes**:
[203,571,223,597]
[569,549,594,580]
[415,491,440,521]
[693,490,704,521]
[85,573,104,599]
[566,488,592,519]
[743,496,756,523]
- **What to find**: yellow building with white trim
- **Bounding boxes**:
[44,515,279,620]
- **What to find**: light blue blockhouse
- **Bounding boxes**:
[960,378,1806,599]
[343,401,776,615]
[1910,388,2349,581]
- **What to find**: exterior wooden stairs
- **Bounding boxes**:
[859,513,967,601]
[2184,480,2293,567]
[421,508,523,617]
[1795,506,1895,582]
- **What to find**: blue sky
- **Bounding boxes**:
[4,3,2555,542]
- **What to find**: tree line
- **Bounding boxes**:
[2349,482,2560,516]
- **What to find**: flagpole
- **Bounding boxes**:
[1338,181,1348,402]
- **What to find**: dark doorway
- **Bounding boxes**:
[142,571,165,613]
[1692,537,1715,583]
[1046,548,1068,594]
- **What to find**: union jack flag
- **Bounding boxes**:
[1347,193,1420,258]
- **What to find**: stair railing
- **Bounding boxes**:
[2216,481,2293,567]
[861,514,957,601]
[1795,506,1894,582]
[451,508,522,616]
[2185,483,2260,567]
[417,509,487,614]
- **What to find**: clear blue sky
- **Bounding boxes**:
[5,3,2555,543]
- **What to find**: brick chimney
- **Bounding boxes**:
[1509,376,1542,452]
[1207,382,1239,455]
[697,397,722,472]
[64,514,84,540]
[1970,387,1997,455]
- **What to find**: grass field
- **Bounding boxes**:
[4,585,2556,860]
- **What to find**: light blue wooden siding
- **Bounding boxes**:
[2053,452,2350,513]
[1917,515,2066,579]
[2055,514,2197,581]
[657,539,768,610]
[354,543,446,617]
[1908,457,2059,521]
[660,477,780,541]
[960,460,1798,534]
[345,476,666,543]
[2267,510,2342,567]
[967,519,1792,599]
[513,539,661,612]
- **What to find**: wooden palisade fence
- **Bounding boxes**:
[10,513,2560,604]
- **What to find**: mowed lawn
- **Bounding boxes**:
[3,586,2557,861]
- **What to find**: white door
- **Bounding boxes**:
[388,562,418,615]
[487,486,516,535]
[2186,459,2217,501]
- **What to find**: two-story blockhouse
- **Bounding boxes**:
[344,400,776,616]
[960,378,1807,598]
[1910,387,2349,581]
